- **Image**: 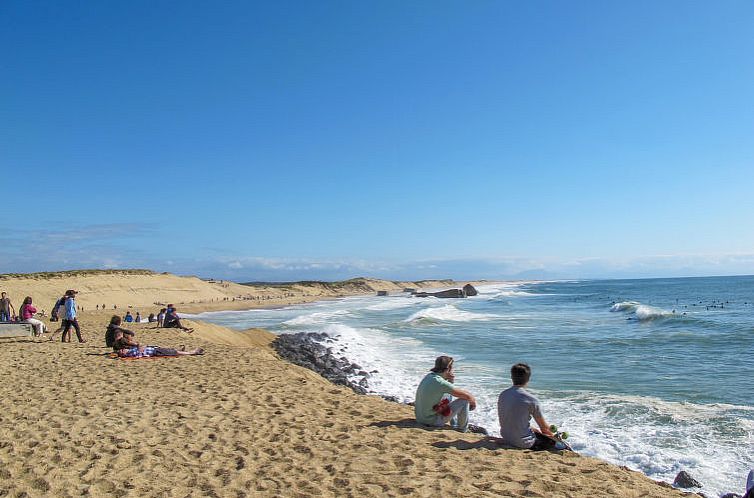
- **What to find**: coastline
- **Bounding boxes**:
[0,272,697,497]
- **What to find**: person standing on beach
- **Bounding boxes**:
[0,292,15,321]
[414,356,477,433]
[61,290,86,343]
[157,308,166,327]
[497,363,556,450]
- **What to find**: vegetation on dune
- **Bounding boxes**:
[0,269,155,280]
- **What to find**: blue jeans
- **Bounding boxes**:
[0,311,10,321]
[433,397,469,432]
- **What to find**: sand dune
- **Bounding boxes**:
[0,272,696,497]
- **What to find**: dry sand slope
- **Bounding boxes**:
[0,272,696,497]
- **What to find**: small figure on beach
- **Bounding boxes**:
[497,363,557,450]
[163,305,193,333]
[157,308,166,327]
[0,292,15,321]
[19,296,47,336]
[147,312,155,323]
[124,311,133,323]
[135,312,141,323]
[61,290,86,343]
[105,315,137,348]
[414,356,477,433]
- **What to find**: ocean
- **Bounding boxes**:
[188,276,754,496]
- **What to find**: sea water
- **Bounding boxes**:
[188,276,754,496]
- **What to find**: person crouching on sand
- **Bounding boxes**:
[414,356,477,433]
[497,363,556,450]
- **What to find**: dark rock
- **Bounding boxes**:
[468,424,488,435]
[380,395,401,403]
[673,471,703,489]
[415,288,466,298]
[462,284,478,297]
[272,332,371,395]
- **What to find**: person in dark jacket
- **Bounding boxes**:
[163,305,193,333]
[105,315,136,348]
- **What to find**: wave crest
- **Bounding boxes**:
[405,304,500,323]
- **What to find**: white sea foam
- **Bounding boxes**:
[281,309,350,326]
[405,304,500,323]
[319,323,436,401]
[610,301,640,312]
[366,299,420,312]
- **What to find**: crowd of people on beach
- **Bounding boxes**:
[0,291,195,342]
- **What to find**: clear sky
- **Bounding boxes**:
[2,1,753,281]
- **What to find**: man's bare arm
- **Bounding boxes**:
[534,415,554,436]
[450,388,477,411]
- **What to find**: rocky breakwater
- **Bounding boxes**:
[272,332,372,395]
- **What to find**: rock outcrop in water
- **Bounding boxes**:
[413,284,478,299]
[462,284,478,296]
[673,471,703,489]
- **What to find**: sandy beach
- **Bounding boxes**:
[0,272,696,497]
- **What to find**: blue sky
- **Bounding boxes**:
[2,1,753,281]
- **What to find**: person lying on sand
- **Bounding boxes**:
[105,315,136,348]
[414,356,477,433]
[162,305,193,333]
[116,344,204,358]
[497,363,557,450]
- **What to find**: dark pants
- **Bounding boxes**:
[62,318,84,342]
[530,431,558,451]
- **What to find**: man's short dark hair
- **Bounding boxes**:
[431,355,454,373]
[511,363,531,386]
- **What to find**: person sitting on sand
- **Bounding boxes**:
[105,315,136,348]
[162,305,193,333]
[497,363,556,450]
[19,296,46,337]
[124,311,133,323]
[414,356,477,433]
[147,312,155,323]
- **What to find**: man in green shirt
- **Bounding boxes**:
[414,356,477,432]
